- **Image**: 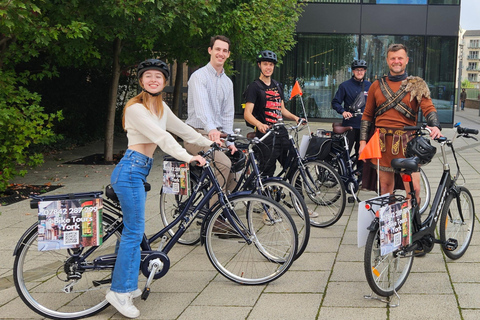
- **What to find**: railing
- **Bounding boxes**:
[467,56,480,60]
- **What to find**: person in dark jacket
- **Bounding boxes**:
[331,59,372,171]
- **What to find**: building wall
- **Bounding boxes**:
[233,2,460,126]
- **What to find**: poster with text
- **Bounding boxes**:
[379,200,411,255]
[38,198,103,251]
[163,160,190,196]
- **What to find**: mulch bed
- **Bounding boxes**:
[0,184,64,206]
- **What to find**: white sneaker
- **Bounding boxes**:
[132,288,142,299]
[308,209,319,218]
[106,290,140,318]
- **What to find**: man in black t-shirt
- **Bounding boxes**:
[244,50,302,177]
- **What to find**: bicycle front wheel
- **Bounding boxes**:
[205,194,297,285]
[364,229,414,297]
[13,214,122,319]
[291,160,346,228]
[262,179,310,259]
[440,186,475,260]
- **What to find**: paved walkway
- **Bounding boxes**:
[1,108,480,319]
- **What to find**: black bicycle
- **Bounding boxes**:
[363,123,477,301]
[160,130,311,259]
[13,144,298,319]
[325,121,431,214]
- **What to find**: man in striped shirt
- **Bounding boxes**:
[184,35,238,194]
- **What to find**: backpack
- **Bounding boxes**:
[243,79,282,128]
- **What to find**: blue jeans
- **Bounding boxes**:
[461,101,465,110]
[110,149,153,293]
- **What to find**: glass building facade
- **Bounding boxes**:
[232,1,460,126]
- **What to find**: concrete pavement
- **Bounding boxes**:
[1,108,480,319]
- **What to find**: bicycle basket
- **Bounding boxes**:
[305,135,332,160]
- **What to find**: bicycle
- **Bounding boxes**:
[325,121,431,214]
[160,130,311,259]
[276,120,347,227]
[363,123,477,302]
[13,143,298,319]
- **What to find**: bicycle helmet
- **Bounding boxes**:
[137,59,170,80]
[351,59,368,70]
[405,136,436,165]
[226,150,246,172]
[256,50,278,64]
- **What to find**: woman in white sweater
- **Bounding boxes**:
[106,59,213,318]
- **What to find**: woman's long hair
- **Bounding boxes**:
[122,74,165,129]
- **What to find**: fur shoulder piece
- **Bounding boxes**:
[401,76,431,102]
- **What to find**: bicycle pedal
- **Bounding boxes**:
[141,287,150,301]
[92,279,111,287]
[445,238,458,251]
[348,196,356,203]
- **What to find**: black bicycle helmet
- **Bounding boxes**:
[256,50,278,64]
[351,59,368,70]
[226,150,246,172]
[137,59,170,80]
[405,136,436,165]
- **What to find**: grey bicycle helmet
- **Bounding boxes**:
[351,59,368,70]
[256,50,278,64]
[226,150,246,172]
[405,136,436,165]
[137,59,170,80]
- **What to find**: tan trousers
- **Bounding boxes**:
[183,129,235,205]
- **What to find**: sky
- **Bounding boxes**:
[460,0,480,30]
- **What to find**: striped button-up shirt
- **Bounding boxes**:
[186,63,234,136]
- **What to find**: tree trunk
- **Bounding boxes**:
[104,37,122,163]
[172,61,184,117]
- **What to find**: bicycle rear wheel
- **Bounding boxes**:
[439,186,475,260]
[393,168,431,215]
[262,179,310,259]
[13,214,122,319]
[204,194,297,285]
[364,229,414,297]
[290,160,346,227]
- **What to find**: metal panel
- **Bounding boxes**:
[426,5,460,36]
[361,5,427,35]
[296,4,361,34]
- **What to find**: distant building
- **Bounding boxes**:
[460,30,480,88]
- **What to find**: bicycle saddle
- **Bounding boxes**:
[332,122,353,134]
[391,157,420,173]
[105,183,151,202]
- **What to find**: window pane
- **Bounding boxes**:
[363,0,427,4]
[428,0,459,4]
[280,34,358,119]
[302,0,359,3]
[360,35,425,81]
[425,36,456,123]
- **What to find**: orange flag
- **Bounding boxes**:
[359,129,382,160]
[290,81,303,99]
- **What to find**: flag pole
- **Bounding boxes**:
[376,159,380,196]
[297,95,312,136]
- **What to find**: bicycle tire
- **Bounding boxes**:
[364,229,414,297]
[204,194,297,285]
[290,160,346,228]
[13,214,122,319]
[439,186,475,260]
[262,179,310,259]
[159,172,206,245]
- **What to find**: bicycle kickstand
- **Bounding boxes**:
[364,289,400,308]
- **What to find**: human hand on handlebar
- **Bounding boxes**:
[342,111,353,120]
[190,155,206,166]
[426,126,443,140]
[257,123,270,134]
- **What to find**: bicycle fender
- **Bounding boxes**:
[13,222,38,256]
[367,218,379,232]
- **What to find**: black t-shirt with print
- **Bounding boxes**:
[245,79,285,126]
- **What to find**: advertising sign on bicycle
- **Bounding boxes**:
[37,198,103,251]
[163,160,190,196]
[379,200,411,255]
